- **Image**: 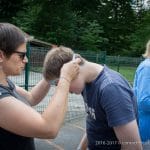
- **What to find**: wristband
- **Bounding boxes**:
[59,76,70,83]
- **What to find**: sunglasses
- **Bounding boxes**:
[14,51,27,60]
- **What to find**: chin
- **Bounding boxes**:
[10,72,20,76]
[14,71,22,76]
[75,91,81,95]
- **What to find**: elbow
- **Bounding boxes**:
[42,126,59,139]
[39,116,62,139]
[47,129,58,139]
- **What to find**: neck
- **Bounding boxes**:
[81,61,104,83]
[0,70,8,86]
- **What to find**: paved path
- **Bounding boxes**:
[35,117,86,150]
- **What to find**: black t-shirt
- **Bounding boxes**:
[0,79,35,150]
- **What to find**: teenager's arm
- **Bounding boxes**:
[114,120,142,150]
[77,133,88,150]
[16,79,51,106]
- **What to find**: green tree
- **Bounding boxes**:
[0,0,24,22]
[80,20,108,52]
[13,3,42,35]
[10,0,145,57]
[32,0,77,46]
[96,0,136,55]
[130,10,150,56]
[71,0,137,55]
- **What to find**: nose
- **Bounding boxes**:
[23,55,28,63]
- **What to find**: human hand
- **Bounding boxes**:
[60,58,81,83]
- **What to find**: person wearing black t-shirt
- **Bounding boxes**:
[0,23,80,150]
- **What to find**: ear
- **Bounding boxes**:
[0,50,5,62]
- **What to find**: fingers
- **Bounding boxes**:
[61,59,80,81]
[72,61,80,71]
[72,58,81,64]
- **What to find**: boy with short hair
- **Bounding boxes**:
[43,46,142,150]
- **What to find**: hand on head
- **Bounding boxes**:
[60,58,81,82]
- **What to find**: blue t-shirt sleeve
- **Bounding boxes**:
[100,83,136,127]
[137,66,150,111]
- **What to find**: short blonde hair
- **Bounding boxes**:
[142,40,150,58]
[43,46,84,80]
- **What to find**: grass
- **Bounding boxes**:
[108,65,137,84]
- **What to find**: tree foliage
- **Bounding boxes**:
[130,10,150,56]
[0,0,24,22]
[0,0,149,56]
[80,20,108,52]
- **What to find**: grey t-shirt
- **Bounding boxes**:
[0,79,35,150]
[0,79,29,105]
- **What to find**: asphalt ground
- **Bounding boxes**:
[35,116,86,150]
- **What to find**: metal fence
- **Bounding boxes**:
[10,46,143,121]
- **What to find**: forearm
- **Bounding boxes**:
[114,120,142,150]
[30,79,50,105]
[77,133,88,150]
[41,78,70,137]
[121,142,142,150]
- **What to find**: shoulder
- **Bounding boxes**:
[101,83,129,99]
[98,66,128,90]
[137,59,150,71]
[101,83,137,127]
[100,82,135,108]
[0,85,12,99]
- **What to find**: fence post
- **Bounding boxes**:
[96,53,99,63]
[117,55,120,72]
[99,51,106,64]
[25,42,30,90]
